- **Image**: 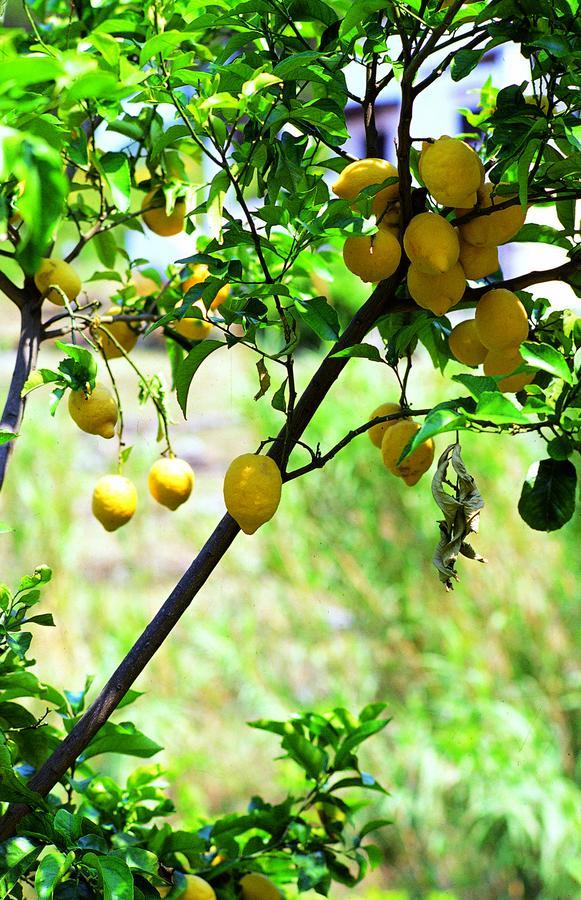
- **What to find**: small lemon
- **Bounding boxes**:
[407,261,466,315]
[92,475,137,532]
[183,265,230,309]
[34,258,81,306]
[368,402,403,448]
[403,213,459,275]
[223,454,282,534]
[458,239,499,280]
[343,229,401,283]
[475,288,529,350]
[381,420,434,482]
[157,874,215,899]
[97,306,139,359]
[148,457,195,510]
[142,189,185,236]
[240,872,282,900]
[173,300,213,342]
[332,158,399,211]
[448,319,487,366]
[483,348,534,393]
[419,136,484,207]
[68,383,118,439]
[457,183,526,247]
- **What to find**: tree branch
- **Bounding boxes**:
[466,259,579,299]
[0,296,42,491]
[0,272,25,309]
[0,267,404,840]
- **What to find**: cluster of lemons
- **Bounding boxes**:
[367,403,435,487]
[157,871,281,899]
[33,234,282,536]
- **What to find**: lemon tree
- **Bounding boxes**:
[0,0,579,895]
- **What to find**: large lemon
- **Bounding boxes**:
[34,258,81,306]
[158,874,216,899]
[68,383,118,439]
[172,300,213,342]
[448,319,487,366]
[419,136,484,208]
[381,420,434,483]
[403,213,459,275]
[98,306,139,359]
[368,402,403,448]
[407,262,466,316]
[148,457,194,510]
[183,265,230,309]
[457,183,526,246]
[223,454,282,534]
[240,873,282,900]
[475,288,529,350]
[458,240,499,280]
[142,189,185,236]
[483,348,534,393]
[343,229,401,283]
[332,158,399,212]
[92,475,137,532]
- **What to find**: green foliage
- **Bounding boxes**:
[0,566,390,898]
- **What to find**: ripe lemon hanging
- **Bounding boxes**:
[407,262,466,315]
[448,319,488,366]
[458,239,499,280]
[92,475,137,532]
[34,258,81,306]
[368,402,403,448]
[475,288,529,350]
[68,383,118,439]
[332,158,399,211]
[403,213,459,275]
[141,189,185,236]
[223,454,282,534]
[173,300,213,342]
[183,264,230,309]
[157,874,215,898]
[240,873,282,900]
[483,348,534,393]
[148,457,195,510]
[381,420,435,484]
[343,229,401,283]
[419,136,484,208]
[457,183,526,247]
[97,306,139,359]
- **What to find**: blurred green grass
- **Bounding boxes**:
[0,334,579,898]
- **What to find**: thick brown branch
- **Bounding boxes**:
[0,268,404,840]
[0,272,25,309]
[0,297,42,491]
[467,259,579,299]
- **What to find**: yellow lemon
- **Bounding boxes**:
[183,265,230,309]
[148,457,195,510]
[457,183,526,246]
[419,136,484,208]
[132,271,159,298]
[68,383,118,439]
[475,288,529,350]
[92,475,137,532]
[240,873,282,900]
[157,875,215,899]
[525,94,550,114]
[173,300,213,342]
[381,420,434,482]
[142,189,185,236]
[483,349,534,393]
[97,306,139,359]
[343,229,401,283]
[368,402,403,448]
[448,319,487,366]
[458,239,499,280]
[403,213,459,275]
[223,454,282,534]
[34,258,81,306]
[332,158,399,211]
[407,262,465,315]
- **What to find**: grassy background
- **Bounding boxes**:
[0,321,579,898]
